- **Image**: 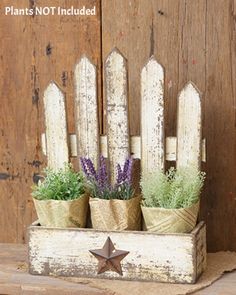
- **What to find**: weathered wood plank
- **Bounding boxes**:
[43,82,69,169]
[177,82,202,169]
[105,49,130,183]
[74,56,100,168]
[29,222,206,283]
[43,82,69,170]
[141,57,164,174]
[195,223,207,279]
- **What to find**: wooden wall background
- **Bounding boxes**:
[0,0,235,252]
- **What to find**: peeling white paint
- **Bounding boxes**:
[105,49,130,183]
[43,82,69,170]
[177,82,202,169]
[141,57,165,174]
[29,222,206,283]
[74,56,99,168]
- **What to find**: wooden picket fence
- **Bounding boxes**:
[42,48,205,179]
[30,49,207,284]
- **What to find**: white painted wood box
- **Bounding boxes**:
[28,221,206,284]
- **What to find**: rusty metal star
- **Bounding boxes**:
[89,237,129,275]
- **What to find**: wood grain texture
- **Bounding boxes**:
[105,49,130,183]
[141,57,165,173]
[43,82,69,169]
[177,82,202,169]
[195,223,207,279]
[29,222,206,283]
[0,0,42,243]
[0,0,101,243]
[74,56,100,168]
[200,0,236,251]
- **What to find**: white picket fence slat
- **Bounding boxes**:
[43,82,69,170]
[105,49,130,183]
[141,57,165,174]
[177,82,202,169]
[74,56,100,168]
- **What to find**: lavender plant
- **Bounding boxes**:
[80,156,134,200]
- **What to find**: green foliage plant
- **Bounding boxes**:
[31,164,85,201]
[140,167,205,209]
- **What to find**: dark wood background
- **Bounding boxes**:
[0,0,235,251]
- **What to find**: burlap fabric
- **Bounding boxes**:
[33,194,89,228]
[141,202,199,233]
[89,196,142,231]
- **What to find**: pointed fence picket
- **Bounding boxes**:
[74,56,100,169]
[43,82,69,170]
[42,50,204,175]
[105,49,130,183]
[177,82,202,170]
[141,57,165,174]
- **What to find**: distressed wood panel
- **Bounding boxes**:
[0,0,101,243]
[29,222,206,283]
[194,223,207,279]
[105,49,130,183]
[43,82,69,170]
[74,56,100,167]
[0,0,42,243]
[141,57,165,173]
[201,0,236,251]
[177,82,202,169]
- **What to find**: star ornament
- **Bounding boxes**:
[89,237,129,275]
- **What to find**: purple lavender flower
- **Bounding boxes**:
[80,155,134,200]
[116,163,123,184]
[122,159,130,181]
[127,158,133,185]
[98,155,108,189]
[80,157,89,178]
[85,158,98,180]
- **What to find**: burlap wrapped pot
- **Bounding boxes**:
[33,194,89,228]
[89,196,142,231]
[141,201,199,233]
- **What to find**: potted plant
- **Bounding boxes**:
[80,156,141,231]
[140,167,205,233]
[31,164,89,228]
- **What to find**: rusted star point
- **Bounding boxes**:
[89,237,129,275]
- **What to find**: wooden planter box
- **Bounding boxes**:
[28,221,206,284]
